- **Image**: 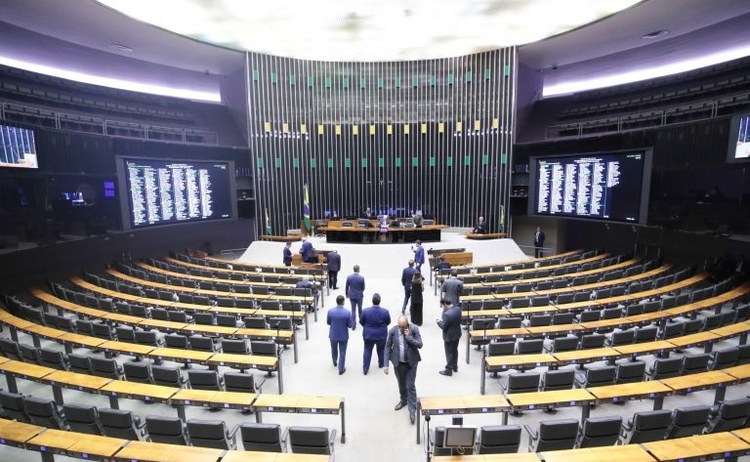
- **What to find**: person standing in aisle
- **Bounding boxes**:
[282,242,292,266]
[359,293,391,375]
[326,249,341,289]
[400,259,417,314]
[345,264,365,326]
[327,295,354,375]
[436,298,462,376]
[384,316,423,425]
[409,272,424,325]
[534,226,546,258]
[412,240,425,274]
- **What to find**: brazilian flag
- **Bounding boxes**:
[302,184,311,233]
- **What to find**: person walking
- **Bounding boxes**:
[282,242,292,266]
[412,240,425,274]
[359,293,391,375]
[409,272,424,325]
[384,315,423,424]
[326,249,341,289]
[441,269,464,307]
[345,264,365,326]
[400,259,417,313]
[436,298,462,376]
[327,295,354,375]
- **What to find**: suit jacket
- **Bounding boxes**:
[534,231,546,247]
[401,266,417,289]
[282,247,292,265]
[345,273,365,299]
[441,277,464,306]
[385,323,423,367]
[327,252,341,272]
[327,305,354,341]
[359,305,391,341]
[437,305,462,342]
[473,221,487,234]
[300,241,314,261]
[414,246,425,265]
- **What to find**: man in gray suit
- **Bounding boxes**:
[441,269,464,307]
[436,298,462,376]
[384,315,423,424]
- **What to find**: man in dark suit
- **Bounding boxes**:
[473,215,487,234]
[534,226,546,258]
[295,275,318,312]
[327,295,354,375]
[345,264,365,326]
[326,249,341,289]
[441,269,464,307]
[412,240,425,274]
[282,242,292,266]
[436,298,462,376]
[384,315,423,424]
[400,259,417,314]
[359,293,391,375]
[299,237,315,263]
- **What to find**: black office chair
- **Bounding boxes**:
[145,415,189,445]
[516,338,544,355]
[575,416,622,448]
[90,357,124,379]
[711,347,739,370]
[187,370,224,391]
[615,361,646,384]
[67,353,92,374]
[151,365,188,388]
[549,336,579,353]
[0,338,22,360]
[681,353,711,375]
[648,357,682,380]
[575,365,616,388]
[38,348,69,371]
[524,419,579,452]
[284,426,336,455]
[579,333,606,349]
[501,373,540,395]
[186,419,239,449]
[189,335,217,353]
[476,425,521,454]
[704,397,750,433]
[619,409,672,444]
[665,405,711,438]
[123,362,153,384]
[98,408,147,440]
[23,396,67,430]
[63,403,103,435]
[0,390,31,422]
[541,369,575,391]
[224,372,264,394]
[240,422,283,452]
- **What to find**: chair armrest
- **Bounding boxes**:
[621,418,634,433]
[218,376,225,389]
[499,379,508,393]
[573,375,586,388]
[255,376,267,394]
[178,375,188,385]
[226,424,240,444]
[523,424,538,452]
[329,429,337,448]
[281,427,289,447]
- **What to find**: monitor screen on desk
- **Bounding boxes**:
[443,427,477,448]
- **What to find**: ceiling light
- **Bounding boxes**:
[108,43,133,52]
[641,30,668,40]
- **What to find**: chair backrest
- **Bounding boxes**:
[533,419,579,451]
[250,340,277,356]
[616,361,646,384]
[186,419,236,450]
[145,415,189,445]
[151,366,185,388]
[601,307,622,320]
[477,425,521,454]
[649,358,682,380]
[123,362,153,384]
[681,353,711,375]
[609,329,635,346]
[682,318,703,335]
[244,316,267,329]
[67,353,91,374]
[193,312,215,325]
[188,370,222,391]
[712,347,740,369]
[0,390,30,422]
[165,334,190,349]
[706,397,750,433]
[666,405,711,438]
[622,409,672,444]
[216,314,238,327]
[240,422,283,452]
[0,338,22,360]
[63,403,102,435]
[528,314,551,327]
[580,334,606,349]
[498,317,522,329]
[634,326,658,343]
[23,396,67,430]
[134,330,160,346]
[552,312,575,325]
[98,408,144,440]
[581,366,617,387]
[506,373,540,394]
[18,344,40,364]
[432,426,453,456]
[661,322,684,339]
[92,323,114,340]
[90,357,123,379]
[737,344,750,365]
[542,370,575,391]
[189,336,215,352]
[578,310,601,323]
[517,339,543,354]
[224,372,256,393]
[221,339,248,355]
[287,426,333,455]
[39,348,68,370]
[487,341,515,357]
[551,337,579,353]
[115,326,136,342]
[576,416,622,448]
[151,308,169,320]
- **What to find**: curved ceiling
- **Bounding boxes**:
[95,0,642,62]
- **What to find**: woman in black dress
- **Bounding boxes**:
[409,272,424,325]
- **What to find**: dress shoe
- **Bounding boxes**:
[410,413,415,424]
[452,367,458,373]
[394,401,407,411]
[363,369,368,375]
[439,370,453,376]
[338,368,346,375]
[333,360,337,367]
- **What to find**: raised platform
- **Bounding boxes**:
[319,222,446,244]
[466,232,508,240]
[259,235,302,242]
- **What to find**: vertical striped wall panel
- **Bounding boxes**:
[247,48,516,234]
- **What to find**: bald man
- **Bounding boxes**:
[384,315,423,425]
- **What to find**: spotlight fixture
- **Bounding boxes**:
[108,43,133,52]
[641,30,668,40]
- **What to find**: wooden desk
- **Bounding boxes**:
[320,223,446,243]
[587,381,672,409]
[666,331,720,351]
[432,455,540,462]
[112,440,224,462]
[41,370,112,405]
[613,340,674,359]
[551,348,619,366]
[222,452,330,462]
[661,370,737,404]
[252,394,346,443]
[483,354,556,394]
[643,431,750,462]
[57,332,108,353]
[100,380,178,410]
[505,388,595,419]
[0,420,44,447]
[416,395,509,444]
[542,445,656,462]
[210,353,282,392]
[209,391,257,410]
[0,360,54,393]
[65,432,128,459]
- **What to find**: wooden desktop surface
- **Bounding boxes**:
[660,370,736,393]
[642,431,750,461]
[506,388,594,409]
[432,454,541,462]
[542,444,656,462]
[587,381,672,401]
[43,370,112,391]
[100,380,178,401]
[112,440,224,462]
[420,394,509,413]
[0,420,44,445]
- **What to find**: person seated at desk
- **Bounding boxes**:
[472,216,487,234]
[300,237,316,263]
[362,207,374,218]
[412,211,423,228]
[296,275,319,312]
[434,255,451,273]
